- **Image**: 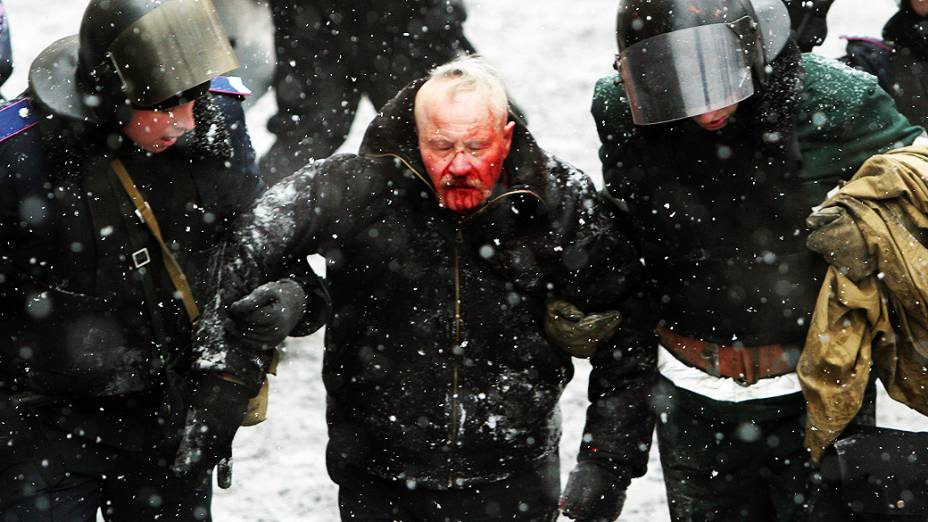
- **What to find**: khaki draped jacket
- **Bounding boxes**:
[801,146,928,462]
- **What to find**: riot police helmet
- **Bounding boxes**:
[29,0,239,123]
[615,0,792,125]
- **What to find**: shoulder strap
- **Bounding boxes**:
[0,98,39,143]
[111,159,200,325]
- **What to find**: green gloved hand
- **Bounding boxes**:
[544,299,622,358]
[806,205,874,282]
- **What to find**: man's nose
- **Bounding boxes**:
[170,101,197,133]
[448,150,471,174]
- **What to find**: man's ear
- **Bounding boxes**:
[502,120,515,155]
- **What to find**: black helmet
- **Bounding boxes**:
[615,0,791,125]
[29,0,239,122]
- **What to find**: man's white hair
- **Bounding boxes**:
[426,55,510,120]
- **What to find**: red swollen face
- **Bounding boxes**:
[416,90,515,213]
[122,100,196,153]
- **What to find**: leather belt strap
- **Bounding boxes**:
[656,327,797,386]
[111,159,200,325]
[112,160,271,427]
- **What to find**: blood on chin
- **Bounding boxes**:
[442,187,487,213]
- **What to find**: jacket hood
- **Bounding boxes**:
[359,78,551,206]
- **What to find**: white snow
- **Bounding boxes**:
[3,0,924,521]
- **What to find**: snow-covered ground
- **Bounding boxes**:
[3,0,924,520]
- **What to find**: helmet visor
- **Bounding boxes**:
[107,0,239,108]
[619,22,755,125]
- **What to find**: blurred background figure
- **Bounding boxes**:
[260,0,479,185]
[0,1,13,95]
[215,0,274,109]
[842,0,928,129]
[785,0,836,51]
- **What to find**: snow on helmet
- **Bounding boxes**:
[614,0,792,125]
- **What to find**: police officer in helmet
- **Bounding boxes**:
[576,0,922,520]
[0,0,311,519]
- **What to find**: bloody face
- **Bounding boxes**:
[692,103,740,131]
[122,100,196,153]
[416,88,515,213]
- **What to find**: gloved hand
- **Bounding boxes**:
[172,373,251,488]
[560,461,628,522]
[545,299,622,358]
[806,205,873,282]
[226,278,307,350]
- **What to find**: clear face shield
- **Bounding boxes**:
[617,20,758,125]
[107,0,239,108]
[615,0,790,125]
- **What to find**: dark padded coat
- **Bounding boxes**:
[0,88,261,448]
[196,80,655,489]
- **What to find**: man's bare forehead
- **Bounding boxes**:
[416,80,504,123]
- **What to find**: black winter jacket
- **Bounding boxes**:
[196,81,655,488]
[0,89,261,448]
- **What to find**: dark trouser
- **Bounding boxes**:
[331,454,560,521]
[654,376,810,522]
[262,0,473,184]
[0,397,211,522]
[654,376,877,522]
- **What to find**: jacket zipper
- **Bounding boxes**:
[448,225,463,488]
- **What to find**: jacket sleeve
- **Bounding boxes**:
[544,154,640,310]
[562,184,656,486]
[578,278,657,486]
[589,75,653,235]
[211,92,330,339]
[569,77,658,485]
[191,155,379,388]
[0,130,59,326]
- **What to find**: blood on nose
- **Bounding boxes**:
[448,150,470,174]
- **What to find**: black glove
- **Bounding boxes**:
[560,461,628,522]
[172,373,251,488]
[226,278,307,350]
